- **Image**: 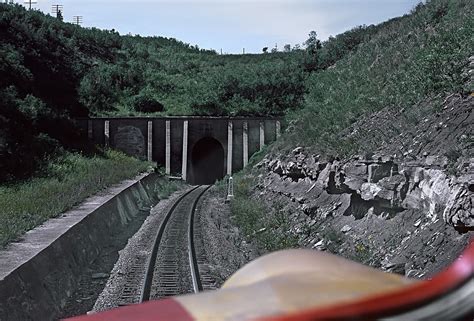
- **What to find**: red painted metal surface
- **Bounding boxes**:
[64,298,194,321]
[258,239,474,321]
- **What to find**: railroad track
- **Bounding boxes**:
[117,185,215,306]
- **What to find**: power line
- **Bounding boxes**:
[52,4,63,14]
[73,15,83,26]
[23,0,37,10]
[51,4,63,19]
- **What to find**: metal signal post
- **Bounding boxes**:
[226,176,234,202]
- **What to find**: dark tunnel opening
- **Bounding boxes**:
[190,137,225,185]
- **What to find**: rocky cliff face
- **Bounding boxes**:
[246,93,473,278]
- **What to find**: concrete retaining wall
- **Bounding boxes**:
[0,173,164,321]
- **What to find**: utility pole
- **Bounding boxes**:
[243,48,245,54]
[52,4,63,20]
[73,15,83,26]
[24,0,37,10]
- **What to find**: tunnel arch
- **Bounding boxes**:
[189,137,225,185]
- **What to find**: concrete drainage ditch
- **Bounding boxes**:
[0,173,181,321]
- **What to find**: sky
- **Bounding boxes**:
[12,0,422,54]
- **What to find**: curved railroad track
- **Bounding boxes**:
[138,185,213,302]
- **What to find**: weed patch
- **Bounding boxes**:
[230,174,298,252]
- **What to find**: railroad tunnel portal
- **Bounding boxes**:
[189,137,225,185]
[80,117,282,183]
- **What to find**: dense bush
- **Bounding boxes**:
[130,94,164,113]
[0,4,123,180]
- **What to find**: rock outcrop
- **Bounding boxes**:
[246,93,473,278]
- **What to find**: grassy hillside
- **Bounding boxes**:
[285,0,473,154]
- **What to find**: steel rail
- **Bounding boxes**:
[139,185,210,302]
[188,186,211,293]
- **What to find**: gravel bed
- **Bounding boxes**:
[92,186,192,312]
[91,184,256,314]
[196,186,258,287]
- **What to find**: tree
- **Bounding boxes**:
[305,31,322,54]
[262,47,268,53]
[284,44,291,52]
[303,31,322,72]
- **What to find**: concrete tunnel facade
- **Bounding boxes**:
[77,117,282,184]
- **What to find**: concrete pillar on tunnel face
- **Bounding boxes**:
[259,121,265,151]
[165,120,171,175]
[104,120,110,147]
[147,121,153,162]
[276,120,281,139]
[88,120,93,139]
[227,121,233,176]
[243,121,249,167]
[182,120,189,181]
